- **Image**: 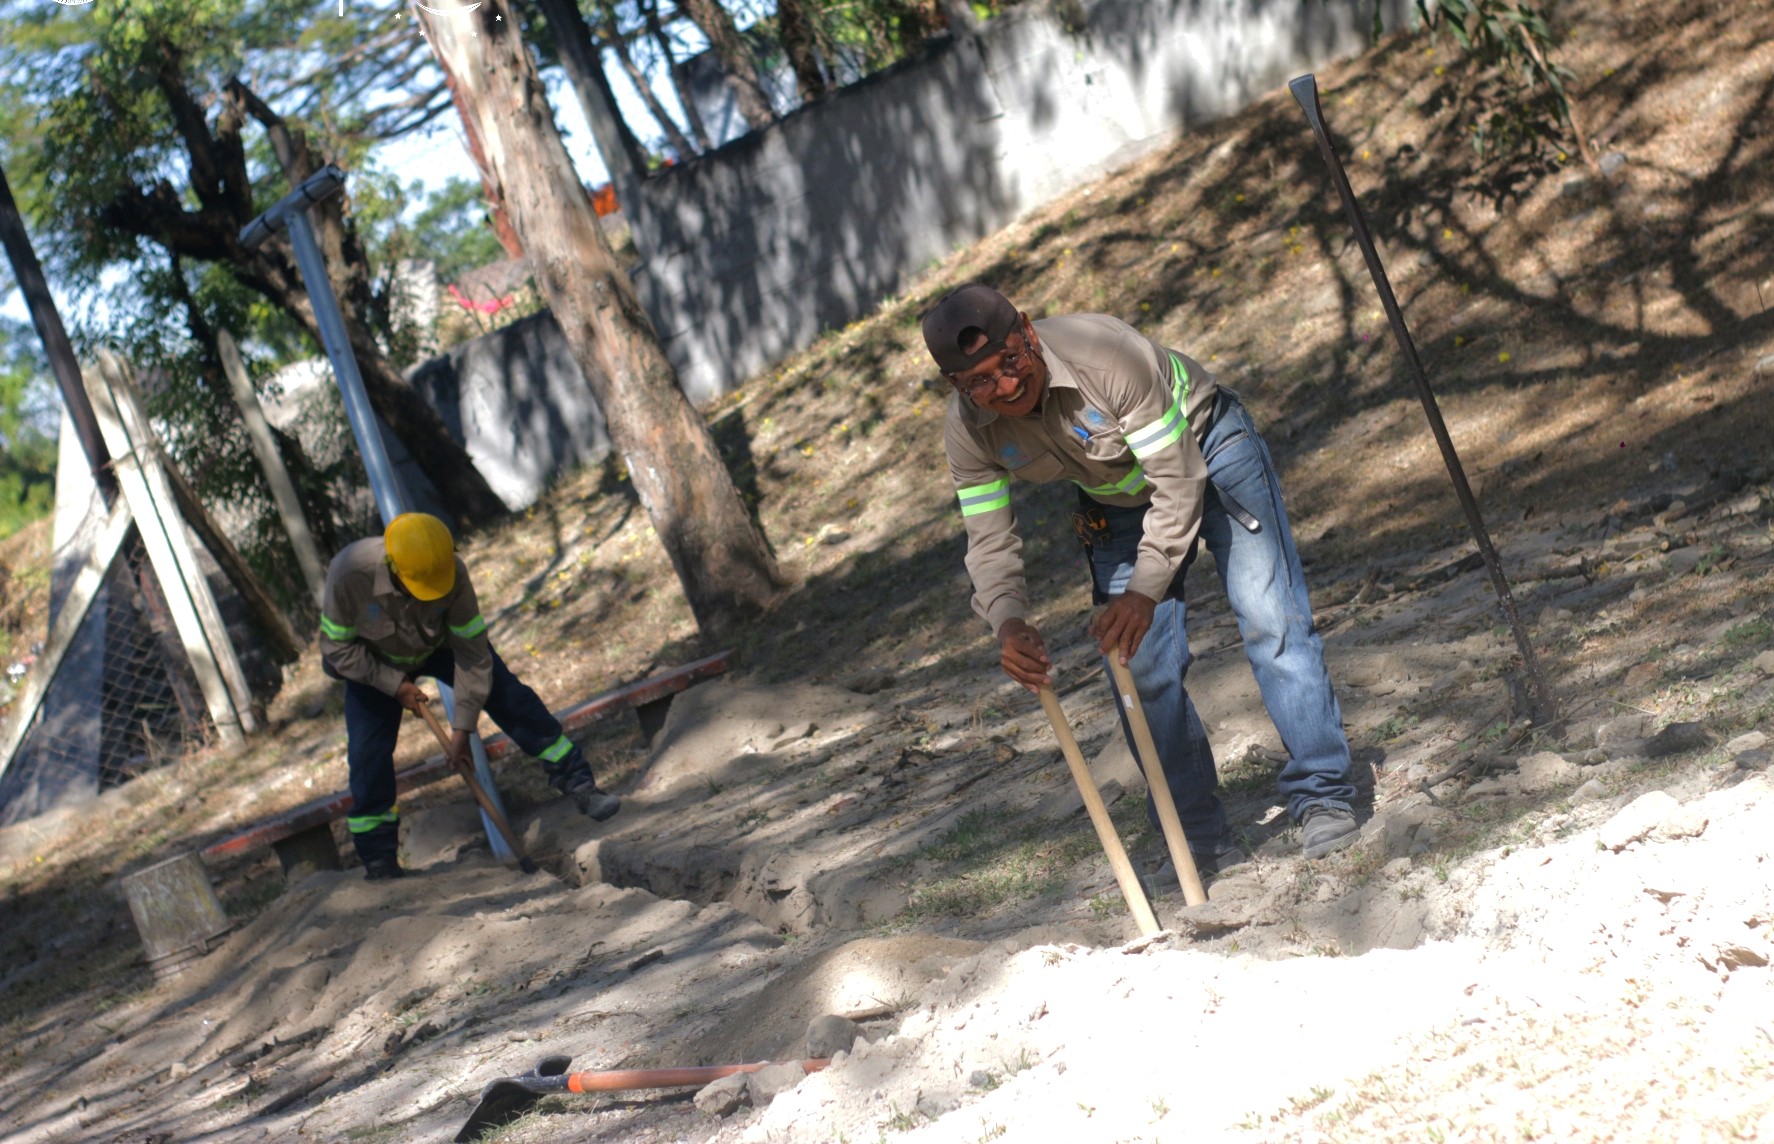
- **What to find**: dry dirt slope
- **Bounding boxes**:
[2,0,1774,1139]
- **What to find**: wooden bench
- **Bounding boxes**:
[201,651,732,877]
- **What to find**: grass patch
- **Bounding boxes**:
[893,805,1105,921]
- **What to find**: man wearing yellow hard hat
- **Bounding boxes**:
[319,513,620,880]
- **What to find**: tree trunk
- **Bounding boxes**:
[676,0,778,131]
[605,20,698,161]
[419,0,782,637]
[535,0,652,181]
[644,0,712,152]
[775,0,829,103]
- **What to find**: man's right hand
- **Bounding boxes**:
[996,618,1052,693]
[394,680,430,713]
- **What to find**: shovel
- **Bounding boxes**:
[1035,686,1160,936]
[414,701,539,875]
[1105,657,1207,906]
[455,1054,831,1141]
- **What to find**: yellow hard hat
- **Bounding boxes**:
[384,513,456,601]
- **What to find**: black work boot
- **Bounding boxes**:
[1301,807,1359,859]
[363,857,406,881]
[353,821,404,880]
[548,754,621,822]
[568,777,622,822]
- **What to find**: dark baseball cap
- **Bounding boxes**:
[921,283,1021,374]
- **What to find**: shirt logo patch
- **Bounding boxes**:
[1000,443,1026,466]
[1083,408,1111,429]
[367,604,382,619]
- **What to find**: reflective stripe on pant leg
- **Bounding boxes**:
[347,807,400,833]
[480,650,590,780]
[344,678,404,824]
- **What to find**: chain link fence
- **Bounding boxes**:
[0,477,222,825]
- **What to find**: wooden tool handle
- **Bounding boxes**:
[564,1059,829,1094]
[1037,686,1160,936]
[1106,657,1207,906]
[414,701,536,874]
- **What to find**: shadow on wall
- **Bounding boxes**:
[626,0,1390,403]
[405,310,614,512]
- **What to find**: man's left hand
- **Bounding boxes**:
[1091,590,1157,664]
[448,728,473,771]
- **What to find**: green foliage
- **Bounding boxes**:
[0,319,58,540]
[366,175,506,286]
[1411,0,1578,163]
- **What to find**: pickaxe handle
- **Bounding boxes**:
[415,701,538,875]
[1036,686,1160,936]
[1106,657,1207,906]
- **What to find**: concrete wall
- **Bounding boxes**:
[406,310,612,511]
[627,0,1402,402]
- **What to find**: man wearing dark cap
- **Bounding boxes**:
[923,283,1359,875]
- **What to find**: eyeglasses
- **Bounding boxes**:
[948,341,1032,400]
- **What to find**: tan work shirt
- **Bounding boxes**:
[318,538,493,731]
[944,313,1219,632]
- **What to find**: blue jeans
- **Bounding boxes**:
[1088,391,1355,846]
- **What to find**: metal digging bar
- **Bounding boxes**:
[1287,73,1557,725]
[239,165,519,859]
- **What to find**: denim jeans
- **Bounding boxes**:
[1088,390,1355,844]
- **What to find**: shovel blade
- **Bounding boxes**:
[453,1057,572,1142]
[454,1077,539,1143]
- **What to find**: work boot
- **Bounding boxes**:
[567,776,621,822]
[363,857,406,881]
[1301,807,1359,860]
[1140,835,1248,899]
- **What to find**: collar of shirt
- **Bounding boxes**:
[372,555,397,599]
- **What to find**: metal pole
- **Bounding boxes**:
[1287,73,1556,725]
[242,169,516,858]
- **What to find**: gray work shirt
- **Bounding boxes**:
[319,538,493,731]
[944,313,1220,632]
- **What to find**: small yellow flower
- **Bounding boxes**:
[1604,67,1616,77]
[1362,150,1370,160]
[1234,193,1245,203]
[801,445,814,456]
[1434,65,1445,76]
[1211,267,1221,277]
[1454,335,1466,348]
[846,498,859,509]
[1442,228,1454,239]
[1209,354,1219,362]
[1497,351,1512,364]
[1140,302,1151,311]
[1557,151,1568,163]
[1137,196,1146,205]
[1170,244,1179,253]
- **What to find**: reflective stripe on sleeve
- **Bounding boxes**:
[1074,465,1148,498]
[320,616,357,641]
[450,614,488,640]
[539,735,574,763]
[347,807,399,833]
[1123,352,1194,460]
[956,478,1010,516]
